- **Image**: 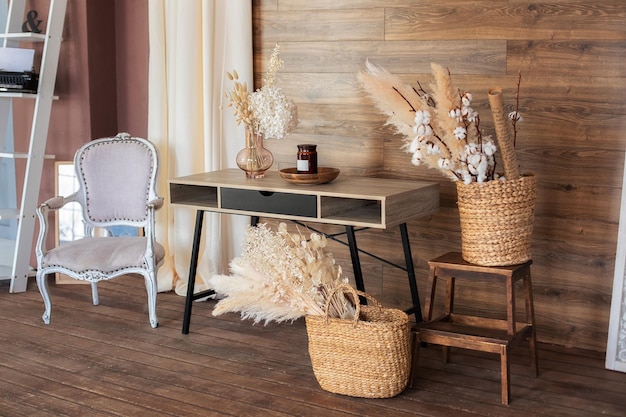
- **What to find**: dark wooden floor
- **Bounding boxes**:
[1,275,625,417]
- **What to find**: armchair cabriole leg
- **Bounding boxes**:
[36,271,52,325]
[145,272,159,328]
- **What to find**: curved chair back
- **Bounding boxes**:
[74,132,160,229]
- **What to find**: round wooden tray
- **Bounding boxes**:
[279,167,340,185]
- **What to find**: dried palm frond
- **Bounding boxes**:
[358,60,507,184]
[357,60,426,140]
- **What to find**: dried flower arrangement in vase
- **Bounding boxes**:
[225,44,298,178]
[358,61,536,266]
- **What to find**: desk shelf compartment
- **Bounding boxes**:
[169,183,218,209]
[320,197,381,226]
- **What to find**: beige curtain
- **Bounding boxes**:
[147,0,251,295]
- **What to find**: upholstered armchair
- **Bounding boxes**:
[35,133,165,328]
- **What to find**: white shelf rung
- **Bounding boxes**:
[0,92,60,99]
[0,209,19,220]
[0,91,38,98]
[0,32,46,42]
[0,152,55,159]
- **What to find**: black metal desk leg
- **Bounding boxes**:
[399,223,423,322]
[182,210,205,334]
[346,225,367,305]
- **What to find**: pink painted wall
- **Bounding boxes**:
[12,0,149,259]
[16,0,148,194]
[114,0,148,138]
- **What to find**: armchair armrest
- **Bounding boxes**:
[148,197,164,210]
[35,192,79,265]
[41,196,65,210]
[40,192,78,211]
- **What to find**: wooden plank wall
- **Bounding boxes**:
[252,0,626,351]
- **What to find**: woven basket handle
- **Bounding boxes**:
[324,283,383,327]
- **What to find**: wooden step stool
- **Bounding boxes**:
[410,252,538,404]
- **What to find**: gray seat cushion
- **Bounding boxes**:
[43,236,165,274]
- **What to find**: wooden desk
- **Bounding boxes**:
[169,169,439,334]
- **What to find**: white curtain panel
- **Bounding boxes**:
[148,0,251,295]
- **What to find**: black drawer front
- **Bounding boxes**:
[221,188,317,218]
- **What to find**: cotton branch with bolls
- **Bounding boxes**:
[358,61,522,184]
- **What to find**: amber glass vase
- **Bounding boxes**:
[236,129,274,178]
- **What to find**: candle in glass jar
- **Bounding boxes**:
[296,144,317,174]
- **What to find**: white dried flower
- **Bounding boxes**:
[476,155,489,183]
[483,141,497,156]
[426,142,440,155]
[264,43,284,87]
[407,137,420,153]
[411,150,423,165]
[466,109,479,123]
[508,111,523,122]
[414,109,431,126]
[249,86,298,139]
[467,153,481,174]
[465,143,477,156]
[415,124,432,138]
[453,126,467,140]
[438,158,451,170]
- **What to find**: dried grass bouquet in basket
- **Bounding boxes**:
[209,223,411,399]
[208,223,355,324]
[358,61,537,266]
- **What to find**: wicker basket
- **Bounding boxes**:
[456,173,537,266]
[305,284,411,398]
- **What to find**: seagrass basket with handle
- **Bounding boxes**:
[305,283,411,398]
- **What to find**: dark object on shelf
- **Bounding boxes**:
[0,71,39,93]
[296,144,317,174]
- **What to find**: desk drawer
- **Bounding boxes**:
[221,188,317,217]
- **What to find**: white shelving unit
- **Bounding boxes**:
[0,0,66,292]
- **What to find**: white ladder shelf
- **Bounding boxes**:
[0,0,66,292]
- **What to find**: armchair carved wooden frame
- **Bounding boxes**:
[35,133,164,328]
